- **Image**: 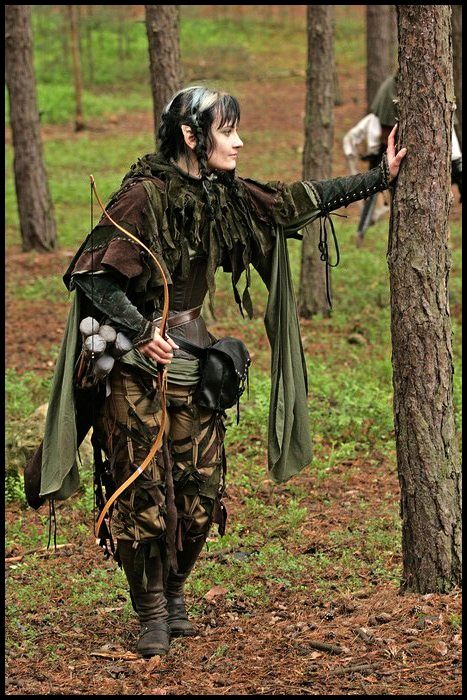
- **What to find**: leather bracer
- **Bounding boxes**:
[311,155,391,215]
[73,272,149,342]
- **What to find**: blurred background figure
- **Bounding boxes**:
[344,75,462,246]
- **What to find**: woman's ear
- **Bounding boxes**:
[181,125,197,151]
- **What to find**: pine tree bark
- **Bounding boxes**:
[389,5,461,593]
[5,5,57,251]
[145,5,183,145]
[366,5,392,112]
[452,5,462,149]
[298,5,334,319]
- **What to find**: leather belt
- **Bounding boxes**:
[154,305,202,330]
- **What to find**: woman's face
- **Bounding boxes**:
[207,114,243,171]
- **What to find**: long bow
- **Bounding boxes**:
[89,174,170,543]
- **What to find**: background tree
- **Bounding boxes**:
[5,4,57,251]
[452,5,462,149]
[389,5,461,593]
[68,5,85,132]
[298,5,335,319]
[366,5,395,112]
[145,5,183,145]
[388,5,398,74]
[82,5,95,83]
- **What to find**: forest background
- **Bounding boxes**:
[5,5,462,696]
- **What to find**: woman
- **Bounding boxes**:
[35,86,406,658]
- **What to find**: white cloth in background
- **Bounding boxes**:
[343,113,462,165]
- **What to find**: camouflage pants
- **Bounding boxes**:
[95,364,226,544]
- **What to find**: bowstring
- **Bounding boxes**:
[90,179,97,540]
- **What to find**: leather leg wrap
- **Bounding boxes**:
[166,532,207,637]
[117,539,170,656]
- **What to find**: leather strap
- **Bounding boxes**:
[154,305,202,330]
[172,335,207,359]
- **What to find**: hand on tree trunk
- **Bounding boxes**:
[387,124,407,181]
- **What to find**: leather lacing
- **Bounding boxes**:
[318,210,345,308]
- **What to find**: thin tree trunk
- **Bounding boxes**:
[366,5,392,112]
[145,5,183,146]
[389,5,461,593]
[84,5,94,84]
[298,5,335,319]
[5,5,57,251]
[68,5,85,132]
[452,5,462,149]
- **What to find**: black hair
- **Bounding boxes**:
[157,86,241,180]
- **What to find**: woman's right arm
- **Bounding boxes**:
[68,178,177,364]
[73,272,177,363]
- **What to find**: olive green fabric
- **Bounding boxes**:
[262,224,313,482]
[40,293,81,499]
[121,350,200,386]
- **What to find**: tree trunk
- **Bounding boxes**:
[366,5,392,112]
[145,5,183,146]
[68,5,85,132]
[5,5,57,252]
[84,5,94,84]
[298,5,335,319]
[452,5,462,149]
[389,5,461,593]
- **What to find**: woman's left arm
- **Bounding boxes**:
[244,126,407,236]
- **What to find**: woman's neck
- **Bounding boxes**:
[174,154,202,179]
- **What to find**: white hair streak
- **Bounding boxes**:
[163,85,220,116]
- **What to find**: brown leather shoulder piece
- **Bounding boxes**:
[71,237,145,279]
[98,180,150,230]
[238,177,279,222]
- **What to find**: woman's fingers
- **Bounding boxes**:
[138,336,174,363]
[386,123,407,180]
[394,147,408,165]
[152,326,177,353]
[166,334,180,350]
[141,342,173,363]
[387,123,397,159]
[138,325,181,362]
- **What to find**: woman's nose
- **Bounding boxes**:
[234,133,244,149]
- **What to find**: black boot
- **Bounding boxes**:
[118,539,170,657]
[165,532,207,637]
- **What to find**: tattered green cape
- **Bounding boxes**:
[40,155,324,500]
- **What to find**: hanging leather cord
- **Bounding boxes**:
[89,176,177,568]
[47,497,57,550]
[318,211,345,308]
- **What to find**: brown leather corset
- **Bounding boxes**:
[153,255,213,359]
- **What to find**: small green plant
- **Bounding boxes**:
[449,613,462,630]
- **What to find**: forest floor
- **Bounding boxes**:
[5,8,462,696]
